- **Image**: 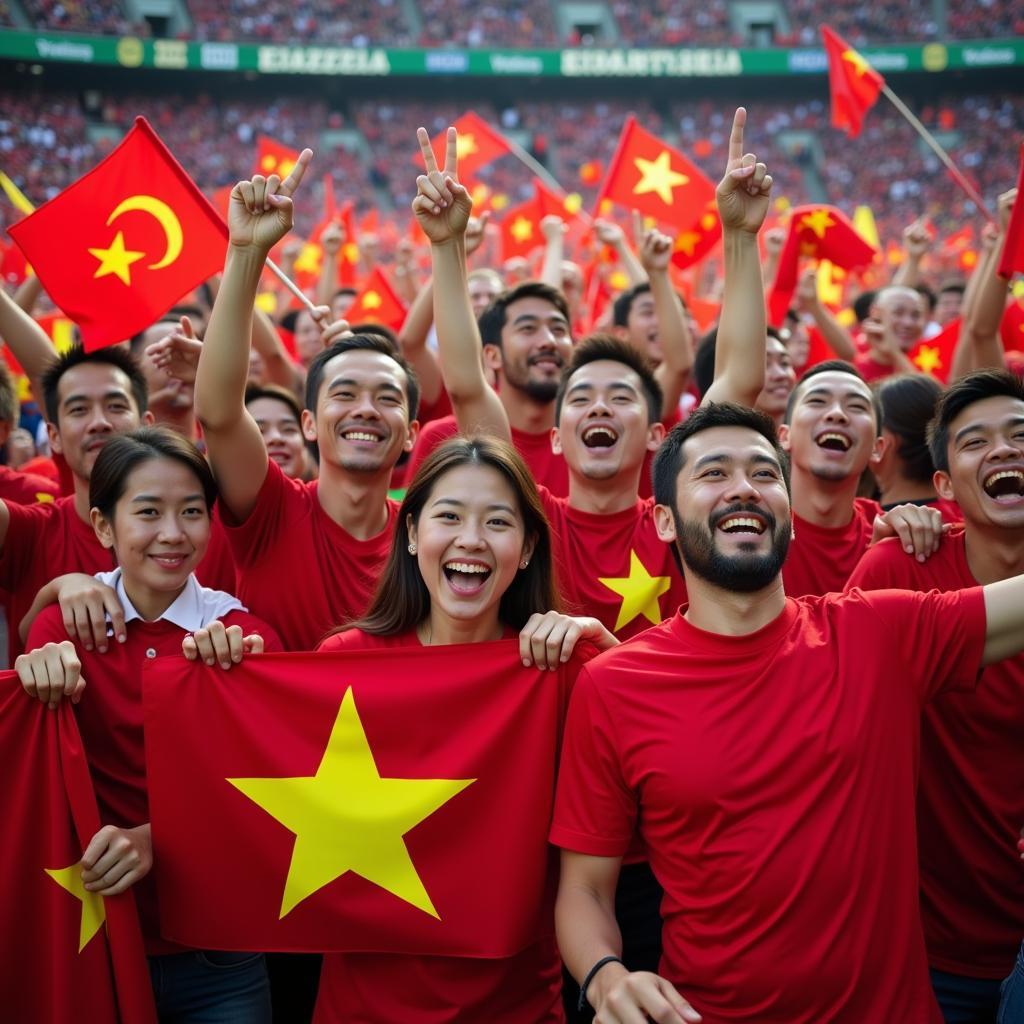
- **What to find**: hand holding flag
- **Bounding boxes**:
[229,148,313,253]
[413,126,473,246]
[715,107,773,235]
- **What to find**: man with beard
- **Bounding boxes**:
[550,400,1024,1024]
[847,369,1024,1021]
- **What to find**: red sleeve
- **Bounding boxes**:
[415,387,453,427]
[218,458,304,569]
[549,664,637,856]
[845,537,914,592]
[849,586,987,704]
[24,603,73,653]
[0,499,51,589]
[404,419,457,485]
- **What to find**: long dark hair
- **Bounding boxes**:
[345,436,559,637]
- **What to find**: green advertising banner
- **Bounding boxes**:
[0,30,1021,78]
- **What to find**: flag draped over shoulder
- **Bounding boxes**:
[0,678,155,1024]
[8,118,227,351]
[821,26,884,138]
[144,643,564,956]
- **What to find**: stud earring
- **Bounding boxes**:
[519,559,529,569]
[408,543,417,555]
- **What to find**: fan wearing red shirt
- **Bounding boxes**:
[852,286,925,382]
[16,427,281,1022]
[193,152,421,652]
[551,401,1024,1024]
[778,359,944,596]
[847,368,1024,1021]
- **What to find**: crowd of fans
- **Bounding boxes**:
[780,0,938,46]
[610,0,739,47]
[415,0,558,47]
[20,0,144,36]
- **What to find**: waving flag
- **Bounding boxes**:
[822,26,885,138]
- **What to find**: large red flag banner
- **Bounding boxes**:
[144,644,566,956]
[0,678,156,1023]
[821,26,885,138]
[8,117,227,351]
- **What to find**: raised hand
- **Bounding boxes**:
[146,315,202,385]
[902,218,931,258]
[638,223,674,273]
[594,218,626,247]
[228,148,313,252]
[716,107,773,235]
[413,127,472,245]
[998,187,1018,232]
[764,225,786,255]
[321,220,344,255]
[795,267,820,312]
[464,211,491,256]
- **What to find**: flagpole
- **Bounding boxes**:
[879,84,994,223]
[503,138,567,195]
[265,257,319,313]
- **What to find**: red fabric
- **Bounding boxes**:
[1001,298,1024,353]
[221,458,398,649]
[0,463,60,504]
[821,26,885,138]
[552,588,987,1023]
[909,318,961,382]
[253,135,301,178]
[782,496,880,597]
[144,640,575,966]
[312,627,577,1024]
[853,351,898,383]
[26,605,280,956]
[406,415,569,497]
[18,455,61,486]
[0,495,237,661]
[0,677,156,1023]
[542,490,687,641]
[345,267,407,331]
[931,496,963,523]
[8,118,227,351]
[847,531,1024,978]
[669,197,723,271]
[500,192,546,260]
[425,112,513,181]
[997,144,1024,280]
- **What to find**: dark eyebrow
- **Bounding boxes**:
[431,497,517,514]
[327,376,403,396]
[62,389,131,407]
[512,313,569,328]
[954,415,1024,446]
[130,493,206,503]
[802,386,870,403]
[693,452,781,471]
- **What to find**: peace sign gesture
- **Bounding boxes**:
[412,127,473,245]
[228,148,313,253]
[715,108,772,235]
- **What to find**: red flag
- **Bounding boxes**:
[909,319,960,383]
[997,145,1024,279]
[0,235,30,286]
[500,193,545,260]
[595,116,717,228]
[768,205,878,325]
[0,679,156,1023]
[821,26,885,138]
[8,118,227,351]
[345,267,407,331]
[671,198,723,271]
[253,136,301,179]
[426,112,513,181]
[1001,298,1024,353]
[145,645,567,955]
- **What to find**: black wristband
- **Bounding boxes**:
[577,955,624,1012]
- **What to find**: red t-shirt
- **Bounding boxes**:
[313,626,585,1024]
[542,490,686,641]
[406,414,569,497]
[0,464,60,505]
[551,588,987,1023]
[0,496,237,660]
[847,531,1024,978]
[26,599,281,956]
[221,459,399,650]
[853,352,896,383]
[783,496,880,597]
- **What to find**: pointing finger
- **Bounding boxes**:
[278,148,313,200]
[728,107,747,166]
[444,126,458,179]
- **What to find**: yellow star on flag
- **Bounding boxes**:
[632,151,689,206]
[260,155,276,172]
[293,243,322,277]
[599,550,672,632]
[510,216,534,243]
[229,687,475,920]
[800,210,836,240]
[35,492,55,504]
[842,48,872,77]
[456,134,479,160]
[700,212,717,230]
[361,290,382,310]
[674,231,702,257]
[88,231,145,286]
[45,862,106,953]
[913,345,942,374]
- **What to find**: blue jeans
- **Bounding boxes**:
[931,967,1003,1023]
[1000,943,1024,1024]
[149,951,272,1024]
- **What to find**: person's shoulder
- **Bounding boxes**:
[25,601,71,651]
[582,616,679,679]
[853,496,882,524]
[849,527,965,591]
[418,414,458,441]
[316,626,398,653]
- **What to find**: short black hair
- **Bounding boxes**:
[784,360,882,432]
[245,382,303,425]
[612,283,651,328]
[554,333,663,425]
[852,289,876,325]
[938,280,966,298]
[40,345,149,425]
[916,283,936,315]
[927,368,1024,473]
[652,402,791,508]
[304,332,420,422]
[875,373,943,483]
[694,327,785,400]
[347,323,399,352]
[478,281,571,348]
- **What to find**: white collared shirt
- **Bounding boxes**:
[95,568,246,633]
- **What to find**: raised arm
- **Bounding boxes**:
[195,151,312,521]
[982,571,1024,666]
[793,268,857,361]
[413,127,509,440]
[594,218,647,287]
[0,286,56,407]
[252,307,305,395]
[703,107,772,408]
[540,215,567,291]
[316,221,344,309]
[891,219,930,289]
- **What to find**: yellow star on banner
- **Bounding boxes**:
[599,550,672,632]
[456,134,478,160]
[88,231,145,286]
[608,269,631,291]
[632,151,689,206]
[45,863,106,952]
[342,241,360,265]
[842,48,872,77]
[913,345,942,374]
[800,210,836,240]
[35,492,55,504]
[361,290,383,310]
[510,216,534,243]
[293,243,322,277]
[229,688,475,920]
[260,155,276,172]
[674,231,702,257]
[700,212,717,230]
